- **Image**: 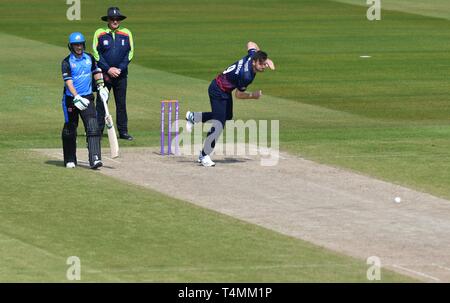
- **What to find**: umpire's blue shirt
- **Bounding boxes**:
[92,26,134,77]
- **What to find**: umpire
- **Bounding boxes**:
[93,7,134,140]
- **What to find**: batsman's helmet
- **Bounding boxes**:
[68,32,86,53]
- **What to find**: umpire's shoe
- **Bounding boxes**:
[119,133,134,141]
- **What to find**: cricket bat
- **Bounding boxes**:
[102,98,119,158]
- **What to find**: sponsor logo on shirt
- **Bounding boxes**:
[235,59,244,75]
[244,59,250,72]
[73,72,90,81]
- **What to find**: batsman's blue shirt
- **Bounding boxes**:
[215,48,257,93]
[61,52,100,97]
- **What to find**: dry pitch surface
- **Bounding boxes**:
[37,145,450,282]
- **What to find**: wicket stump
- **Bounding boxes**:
[160,100,179,155]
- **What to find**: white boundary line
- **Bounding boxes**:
[392,264,440,282]
[103,156,121,164]
[432,263,450,272]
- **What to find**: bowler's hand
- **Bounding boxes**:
[251,90,262,99]
[265,59,275,70]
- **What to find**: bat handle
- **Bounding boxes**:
[103,98,110,117]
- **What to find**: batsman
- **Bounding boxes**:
[60,32,109,169]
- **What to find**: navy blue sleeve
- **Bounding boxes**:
[117,52,130,71]
[61,57,72,81]
[96,45,111,72]
[97,56,110,72]
[248,48,257,57]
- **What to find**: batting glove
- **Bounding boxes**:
[73,95,90,111]
[98,85,109,103]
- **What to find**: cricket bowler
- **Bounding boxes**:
[185,41,275,167]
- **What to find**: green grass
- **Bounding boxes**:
[333,0,450,20]
[1,0,450,199]
[1,0,448,281]
[0,149,413,282]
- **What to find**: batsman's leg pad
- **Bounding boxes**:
[96,94,106,132]
[85,118,102,166]
[62,123,77,165]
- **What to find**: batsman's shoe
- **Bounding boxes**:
[90,160,103,170]
[66,162,76,168]
[199,154,215,167]
[186,111,194,133]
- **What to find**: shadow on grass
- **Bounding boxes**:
[45,160,116,170]
[175,157,251,164]
[213,158,250,164]
[152,151,252,164]
[45,160,64,167]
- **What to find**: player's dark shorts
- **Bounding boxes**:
[209,79,231,101]
[62,94,96,123]
[208,79,233,122]
[201,80,234,156]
